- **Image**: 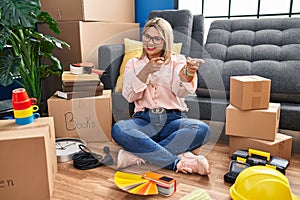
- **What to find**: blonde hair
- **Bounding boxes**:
[140,17,173,63]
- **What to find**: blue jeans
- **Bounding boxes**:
[111,110,211,171]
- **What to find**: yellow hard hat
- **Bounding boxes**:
[230,166,299,200]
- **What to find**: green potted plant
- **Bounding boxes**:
[0,0,69,107]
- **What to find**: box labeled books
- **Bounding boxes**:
[48,90,112,142]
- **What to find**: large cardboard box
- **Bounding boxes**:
[229,133,293,161]
[230,75,271,110]
[47,90,112,142]
[225,103,280,141]
[37,21,140,68]
[40,0,135,22]
[0,117,57,200]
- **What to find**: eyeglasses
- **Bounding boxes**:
[142,33,164,45]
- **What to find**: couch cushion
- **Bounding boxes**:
[197,18,300,103]
[99,44,125,90]
[190,14,205,58]
[114,38,143,92]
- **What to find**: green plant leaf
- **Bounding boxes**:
[0,0,41,28]
[0,0,69,105]
[39,52,63,80]
[38,11,60,34]
[0,26,11,50]
[0,52,21,86]
[32,31,70,52]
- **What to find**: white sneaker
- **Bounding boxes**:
[177,152,211,175]
[117,149,146,169]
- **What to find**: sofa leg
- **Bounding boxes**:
[279,129,300,154]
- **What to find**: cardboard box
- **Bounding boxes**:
[230,75,271,110]
[0,117,57,200]
[229,133,293,161]
[37,21,140,68]
[47,90,112,142]
[40,0,135,22]
[225,103,280,141]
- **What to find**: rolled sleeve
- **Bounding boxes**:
[122,58,147,102]
[131,74,147,93]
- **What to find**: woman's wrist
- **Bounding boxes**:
[183,67,194,77]
[179,67,193,82]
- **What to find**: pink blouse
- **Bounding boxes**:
[122,54,197,113]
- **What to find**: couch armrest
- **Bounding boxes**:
[98,44,125,90]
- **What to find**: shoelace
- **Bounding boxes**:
[136,158,146,166]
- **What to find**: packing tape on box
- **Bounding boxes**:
[70,65,84,75]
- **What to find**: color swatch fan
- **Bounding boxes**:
[114,171,158,195]
[114,171,176,196]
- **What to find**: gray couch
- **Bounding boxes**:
[189,17,300,152]
[98,12,300,152]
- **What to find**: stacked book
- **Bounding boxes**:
[114,171,176,196]
[56,71,104,100]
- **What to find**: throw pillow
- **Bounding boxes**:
[114,38,182,92]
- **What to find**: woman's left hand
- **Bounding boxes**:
[186,57,205,75]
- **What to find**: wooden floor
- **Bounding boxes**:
[51,142,300,200]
